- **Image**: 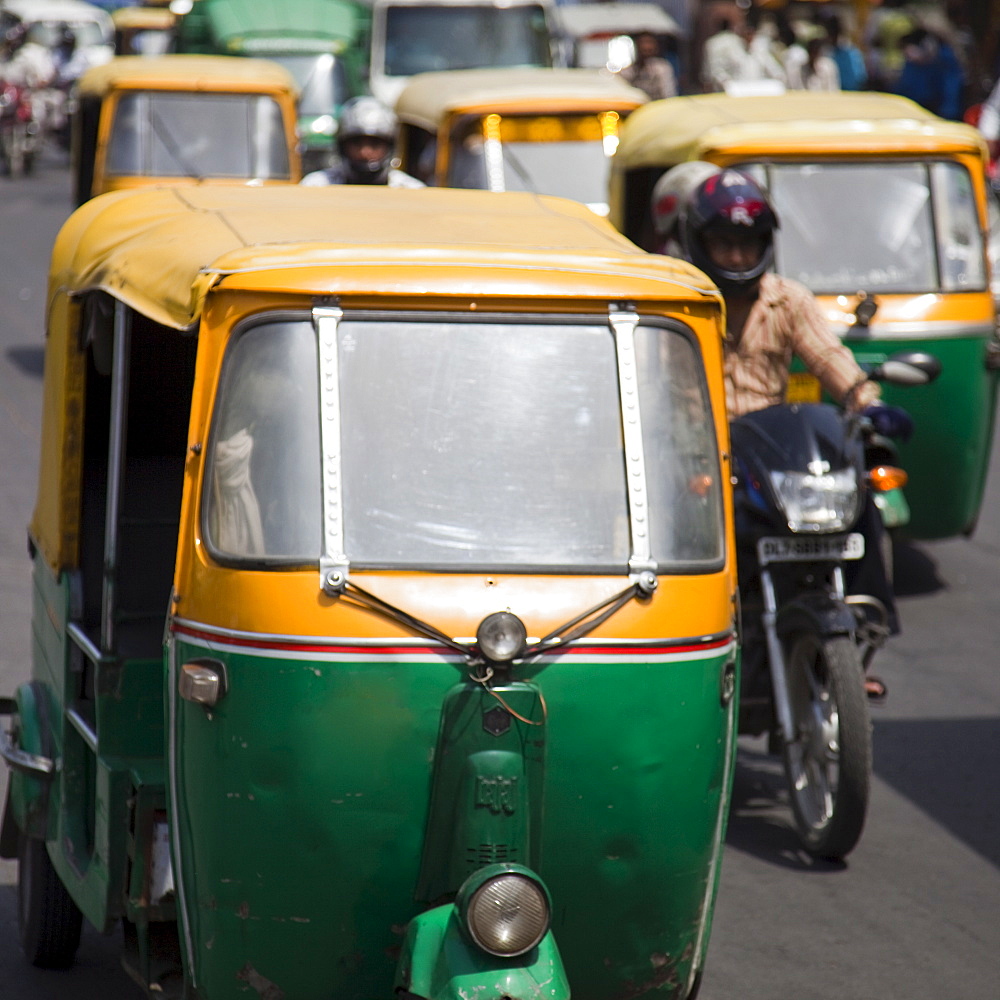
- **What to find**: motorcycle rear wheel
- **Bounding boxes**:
[781,633,872,860]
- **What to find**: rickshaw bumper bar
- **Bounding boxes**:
[0,697,55,779]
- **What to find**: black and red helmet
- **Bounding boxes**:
[680,168,779,294]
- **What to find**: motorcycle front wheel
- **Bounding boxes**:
[781,633,872,860]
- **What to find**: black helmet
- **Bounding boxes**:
[336,96,397,184]
[680,168,778,294]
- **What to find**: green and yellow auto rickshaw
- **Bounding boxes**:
[2,185,738,999]
[611,91,1000,540]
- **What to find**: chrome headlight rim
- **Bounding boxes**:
[456,864,552,958]
[769,467,861,533]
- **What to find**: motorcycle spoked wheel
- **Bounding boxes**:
[781,633,872,861]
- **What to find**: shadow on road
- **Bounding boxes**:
[891,538,945,597]
[723,740,847,873]
[6,347,44,379]
[873,716,1000,868]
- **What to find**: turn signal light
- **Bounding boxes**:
[868,466,908,492]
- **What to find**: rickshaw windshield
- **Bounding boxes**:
[448,115,617,214]
[383,5,551,77]
[270,53,349,117]
[106,92,291,179]
[741,161,987,294]
[204,314,723,572]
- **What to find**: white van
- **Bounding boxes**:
[368,0,559,108]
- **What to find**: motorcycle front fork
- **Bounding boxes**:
[759,565,848,746]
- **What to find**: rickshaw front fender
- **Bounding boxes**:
[775,592,856,640]
[396,902,571,1000]
[0,680,57,848]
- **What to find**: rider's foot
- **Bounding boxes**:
[865,675,887,701]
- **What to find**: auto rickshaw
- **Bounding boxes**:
[395,66,647,215]
[71,54,301,206]
[1,185,738,1000]
[111,5,177,56]
[610,91,1000,540]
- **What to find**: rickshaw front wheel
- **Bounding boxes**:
[17,833,83,969]
[781,633,872,861]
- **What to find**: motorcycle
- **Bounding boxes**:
[731,351,941,860]
[0,78,39,177]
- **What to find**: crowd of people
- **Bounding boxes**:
[630,1,994,126]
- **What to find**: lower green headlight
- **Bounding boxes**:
[464,871,550,957]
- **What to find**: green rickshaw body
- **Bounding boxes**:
[168,630,735,998]
[3,185,739,999]
[611,92,1000,540]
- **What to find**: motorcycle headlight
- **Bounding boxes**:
[769,468,860,532]
[458,867,551,957]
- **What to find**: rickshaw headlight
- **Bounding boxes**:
[458,866,551,957]
[476,612,527,663]
[769,468,860,532]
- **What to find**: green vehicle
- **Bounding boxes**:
[611,92,1000,541]
[175,0,372,172]
[1,184,738,998]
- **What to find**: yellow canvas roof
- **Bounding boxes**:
[49,185,717,330]
[395,67,648,131]
[77,53,298,98]
[617,91,986,168]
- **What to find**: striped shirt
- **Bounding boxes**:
[724,273,880,417]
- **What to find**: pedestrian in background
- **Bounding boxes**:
[621,31,677,101]
[822,13,867,91]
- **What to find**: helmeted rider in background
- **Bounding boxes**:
[650,160,720,257]
[301,96,423,188]
[673,168,904,648]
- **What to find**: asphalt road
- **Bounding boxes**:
[0,145,997,1000]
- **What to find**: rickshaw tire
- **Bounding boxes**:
[782,633,872,862]
[17,833,83,969]
[686,969,703,999]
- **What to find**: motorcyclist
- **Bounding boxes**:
[676,168,904,660]
[0,21,54,89]
[650,160,720,256]
[300,96,424,188]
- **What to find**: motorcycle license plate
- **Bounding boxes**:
[757,533,865,564]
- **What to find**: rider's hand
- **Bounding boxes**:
[861,404,913,442]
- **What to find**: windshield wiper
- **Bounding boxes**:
[149,107,205,180]
[332,576,654,670]
[500,144,537,192]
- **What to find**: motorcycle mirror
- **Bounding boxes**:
[869,351,942,386]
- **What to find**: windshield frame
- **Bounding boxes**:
[201,307,725,578]
[380,2,553,78]
[104,90,292,181]
[739,157,989,296]
[446,112,619,213]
